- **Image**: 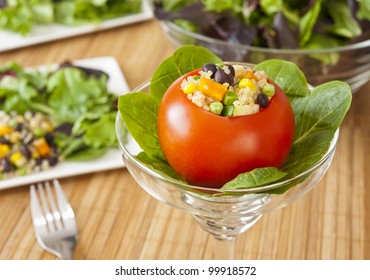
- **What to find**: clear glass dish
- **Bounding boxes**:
[115,80,339,259]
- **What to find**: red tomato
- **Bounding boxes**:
[157,69,295,188]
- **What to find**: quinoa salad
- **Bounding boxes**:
[0,111,59,179]
[181,63,275,116]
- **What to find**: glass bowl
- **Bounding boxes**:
[160,20,370,93]
[115,80,339,259]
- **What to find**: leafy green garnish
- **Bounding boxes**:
[118,45,352,193]
[150,45,222,104]
[136,152,184,181]
[118,92,165,161]
[222,168,287,190]
[253,59,309,97]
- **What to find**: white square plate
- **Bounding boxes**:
[0,56,128,190]
[0,0,152,52]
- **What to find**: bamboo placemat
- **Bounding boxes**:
[0,19,369,260]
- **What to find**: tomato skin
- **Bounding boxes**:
[157,69,295,188]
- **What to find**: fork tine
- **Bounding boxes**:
[53,179,76,223]
[30,185,47,229]
[45,181,63,230]
[37,182,56,232]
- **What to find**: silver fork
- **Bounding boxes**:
[30,179,78,259]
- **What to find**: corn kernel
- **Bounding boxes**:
[9,131,21,143]
[10,152,27,167]
[183,83,197,94]
[0,144,10,158]
[10,152,22,163]
[239,78,257,93]
[0,124,13,136]
[41,121,54,132]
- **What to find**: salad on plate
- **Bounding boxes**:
[0,60,118,180]
[0,0,143,35]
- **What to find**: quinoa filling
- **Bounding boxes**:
[180,63,275,116]
[0,111,59,179]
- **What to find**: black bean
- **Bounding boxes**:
[226,66,235,84]
[225,65,235,77]
[47,156,58,166]
[20,146,32,159]
[0,137,10,145]
[1,158,13,172]
[214,69,230,84]
[55,122,73,135]
[202,63,218,78]
[257,93,269,108]
[14,122,23,131]
[45,133,55,145]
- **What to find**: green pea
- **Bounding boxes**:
[34,127,45,137]
[210,102,223,115]
[18,168,28,176]
[262,83,275,97]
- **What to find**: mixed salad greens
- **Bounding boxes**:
[118,45,352,194]
[154,0,370,50]
[0,61,118,179]
[0,0,142,35]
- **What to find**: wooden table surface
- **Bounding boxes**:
[0,19,369,260]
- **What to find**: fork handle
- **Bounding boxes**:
[58,241,75,260]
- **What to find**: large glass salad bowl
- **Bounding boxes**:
[152,0,370,93]
[160,21,370,93]
[116,80,340,259]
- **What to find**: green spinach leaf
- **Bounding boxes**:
[222,167,287,190]
[254,59,309,97]
[136,152,184,181]
[150,45,222,104]
[118,92,165,161]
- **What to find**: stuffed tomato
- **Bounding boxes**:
[157,63,295,188]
